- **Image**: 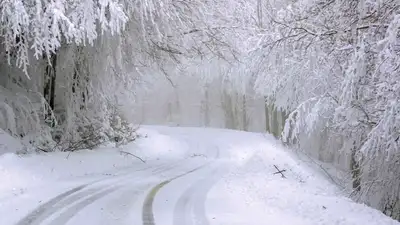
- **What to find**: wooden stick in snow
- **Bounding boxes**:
[273,165,286,178]
[120,151,146,163]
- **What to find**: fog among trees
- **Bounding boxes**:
[1,0,399,220]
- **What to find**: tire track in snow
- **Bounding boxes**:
[169,146,222,225]
[46,186,122,225]
[142,162,211,225]
[16,160,182,225]
[15,183,93,225]
[173,166,225,225]
[46,162,184,225]
[171,146,222,225]
[25,186,119,225]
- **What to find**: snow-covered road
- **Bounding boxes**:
[0,126,398,225]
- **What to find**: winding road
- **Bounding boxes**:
[14,151,226,225]
[3,127,396,225]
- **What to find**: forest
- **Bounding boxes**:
[0,0,399,221]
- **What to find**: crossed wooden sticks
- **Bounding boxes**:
[273,165,286,178]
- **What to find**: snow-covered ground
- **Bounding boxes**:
[0,126,398,225]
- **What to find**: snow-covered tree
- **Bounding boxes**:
[250,0,400,220]
[0,0,257,151]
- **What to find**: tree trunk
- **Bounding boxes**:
[272,104,279,138]
[265,97,270,132]
[223,91,235,129]
[242,94,248,131]
[43,53,57,127]
[204,86,210,126]
[350,142,361,192]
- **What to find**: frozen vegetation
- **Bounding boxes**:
[0,0,399,222]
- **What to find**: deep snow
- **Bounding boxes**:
[0,129,24,155]
[0,126,398,225]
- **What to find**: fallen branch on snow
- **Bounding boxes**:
[119,151,146,163]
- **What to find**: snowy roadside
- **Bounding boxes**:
[206,141,399,225]
[0,126,398,225]
[142,127,399,224]
[0,127,200,224]
[0,127,190,199]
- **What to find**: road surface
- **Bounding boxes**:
[14,143,225,225]
[1,126,398,225]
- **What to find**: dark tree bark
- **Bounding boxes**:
[44,53,57,127]
[265,97,270,133]
[351,141,361,192]
[72,60,88,110]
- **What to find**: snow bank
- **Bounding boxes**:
[0,126,398,224]
[0,149,141,197]
[0,126,191,197]
[122,127,189,160]
[140,125,271,162]
[0,128,24,155]
[207,142,399,225]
